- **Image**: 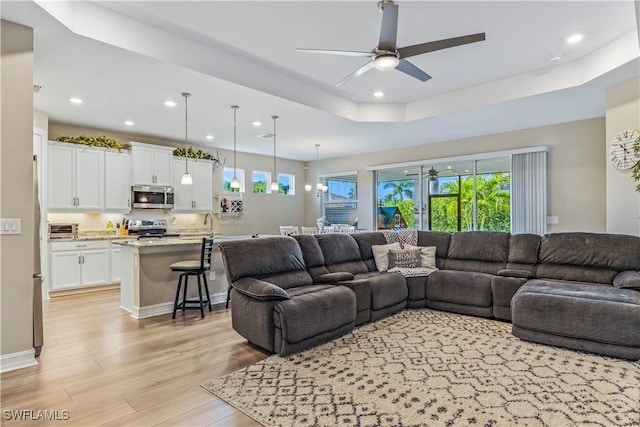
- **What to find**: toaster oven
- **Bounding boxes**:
[48,223,79,240]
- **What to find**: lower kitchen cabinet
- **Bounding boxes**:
[49,240,112,290]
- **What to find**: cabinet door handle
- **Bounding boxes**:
[76,197,79,206]
[76,244,87,248]
[82,255,85,264]
[78,256,82,264]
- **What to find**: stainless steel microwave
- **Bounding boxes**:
[131,186,174,209]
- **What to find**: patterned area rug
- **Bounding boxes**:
[202,309,640,426]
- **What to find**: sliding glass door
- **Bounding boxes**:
[376,157,511,232]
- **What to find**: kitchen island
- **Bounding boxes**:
[114,237,227,319]
[114,235,275,318]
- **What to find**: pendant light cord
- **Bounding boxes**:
[232,106,238,176]
[182,92,191,171]
[272,115,278,178]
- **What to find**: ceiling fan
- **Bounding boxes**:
[297,0,486,87]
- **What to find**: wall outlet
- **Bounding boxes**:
[546,216,559,224]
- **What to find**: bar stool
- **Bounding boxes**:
[170,237,214,319]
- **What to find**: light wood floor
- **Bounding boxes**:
[0,289,270,427]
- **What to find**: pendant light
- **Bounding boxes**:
[229,105,240,190]
[270,115,279,192]
[315,144,323,193]
[180,92,193,185]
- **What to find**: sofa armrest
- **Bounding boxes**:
[233,277,290,301]
[498,269,535,279]
[314,272,355,284]
[613,271,640,290]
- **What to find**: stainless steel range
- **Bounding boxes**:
[127,219,179,239]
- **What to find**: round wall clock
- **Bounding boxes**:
[609,129,640,170]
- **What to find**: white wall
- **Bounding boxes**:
[605,77,640,236]
[305,118,607,233]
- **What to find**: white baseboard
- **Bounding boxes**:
[122,292,227,319]
[0,349,37,373]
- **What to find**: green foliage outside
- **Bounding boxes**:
[435,173,511,232]
[378,173,511,232]
[253,181,267,193]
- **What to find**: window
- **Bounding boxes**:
[223,167,244,193]
[322,173,358,226]
[374,156,511,232]
[252,170,271,194]
[277,173,295,195]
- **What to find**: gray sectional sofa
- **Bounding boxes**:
[218,231,640,360]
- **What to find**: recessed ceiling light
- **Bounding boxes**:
[69,97,83,104]
[464,169,470,173]
[164,101,177,107]
[566,34,584,44]
[205,135,214,140]
[252,121,262,127]
[549,55,562,63]
[124,120,135,126]
[374,91,384,98]
[447,166,452,170]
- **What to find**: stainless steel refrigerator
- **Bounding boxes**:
[33,155,43,356]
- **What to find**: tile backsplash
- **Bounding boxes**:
[47,211,209,234]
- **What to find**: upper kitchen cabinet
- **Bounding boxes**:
[131,142,173,186]
[105,151,132,212]
[48,143,104,211]
[172,158,213,212]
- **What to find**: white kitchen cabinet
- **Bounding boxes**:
[49,241,110,290]
[105,151,131,211]
[172,158,213,212]
[131,142,173,186]
[110,245,121,283]
[48,143,104,211]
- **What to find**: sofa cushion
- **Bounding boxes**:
[274,286,356,345]
[233,277,290,301]
[539,233,640,271]
[508,234,541,264]
[293,234,330,279]
[444,259,506,276]
[613,271,640,290]
[219,237,313,289]
[371,242,402,272]
[498,269,535,279]
[353,232,389,271]
[512,280,640,347]
[427,270,493,307]
[316,234,369,274]
[388,248,422,269]
[352,272,407,311]
[448,231,510,263]
[536,264,619,285]
[314,272,355,283]
[417,231,451,268]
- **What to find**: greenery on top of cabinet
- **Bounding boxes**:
[55,135,126,151]
[173,146,225,168]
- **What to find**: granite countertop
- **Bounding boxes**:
[113,238,204,248]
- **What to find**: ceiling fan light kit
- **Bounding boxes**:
[297,0,485,86]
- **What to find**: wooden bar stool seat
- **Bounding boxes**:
[170,237,214,319]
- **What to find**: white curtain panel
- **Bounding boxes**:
[511,150,547,235]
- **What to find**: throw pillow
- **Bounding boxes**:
[402,244,437,269]
[613,271,640,290]
[388,248,422,269]
[371,242,402,272]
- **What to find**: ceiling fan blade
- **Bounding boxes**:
[397,32,486,59]
[378,2,399,52]
[395,59,431,82]
[296,48,372,57]
[336,61,375,87]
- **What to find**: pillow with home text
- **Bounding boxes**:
[388,248,422,269]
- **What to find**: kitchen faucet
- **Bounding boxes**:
[203,212,214,236]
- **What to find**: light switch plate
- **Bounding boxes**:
[0,218,21,235]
